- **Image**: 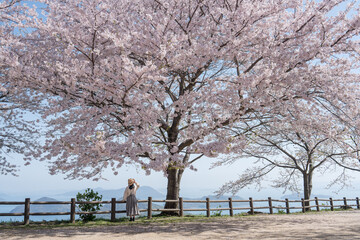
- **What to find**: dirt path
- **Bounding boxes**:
[1,210,360,240]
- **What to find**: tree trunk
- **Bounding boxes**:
[163,167,184,215]
[303,172,313,211]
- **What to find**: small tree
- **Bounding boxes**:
[76,188,103,222]
[215,111,360,210]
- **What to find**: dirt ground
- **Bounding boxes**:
[1,210,360,240]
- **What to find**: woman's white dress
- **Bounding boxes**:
[123,184,140,216]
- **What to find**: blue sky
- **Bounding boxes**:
[0,152,256,197]
[2,150,360,199]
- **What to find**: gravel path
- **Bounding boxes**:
[1,210,360,239]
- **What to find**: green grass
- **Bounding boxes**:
[0,208,357,230]
[0,213,252,230]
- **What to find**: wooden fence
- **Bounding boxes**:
[0,196,359,225]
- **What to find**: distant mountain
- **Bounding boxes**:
[6,188,248,217]
[197,195,244,201]
[281,193,332,200]
[6,186,165,217]
[135,186,166,199]
[9,196,162,218]
[10,197,69,213]
[180,194,247,211]
[51,186,165,201]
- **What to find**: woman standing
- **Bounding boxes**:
[123,178,140,221]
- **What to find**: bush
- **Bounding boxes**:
[212,205,222,216]
[76,188,103,222]
[276,209,286,214]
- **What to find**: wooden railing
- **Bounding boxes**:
[1,196,359,225]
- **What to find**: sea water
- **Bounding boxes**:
[0,205,77,223]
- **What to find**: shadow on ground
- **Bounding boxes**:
[2,211,360,239]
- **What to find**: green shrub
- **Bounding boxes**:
[212,205,222,216]
[76,188,103,222]
[276,209,286,214]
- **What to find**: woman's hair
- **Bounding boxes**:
[128,178,134,185]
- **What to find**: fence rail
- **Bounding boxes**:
[0,196,359,225]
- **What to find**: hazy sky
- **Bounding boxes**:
[0,153,255,197]
[2,152,360,199]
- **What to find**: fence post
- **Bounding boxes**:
[70,198,76,223]
[206,198,210,217]
[147,197,152,219]
[24,198,30,225]
[228,198,233,217]
[315,197,320,211]
[249,197,254,215]
[301,198,305,213]
[285,198,290,214]
[356,197,359,209]
[179,197,184,217]
[330,198,334,211]
[268,197,273,214]
[111,198,116,222]
[343,197,347,209]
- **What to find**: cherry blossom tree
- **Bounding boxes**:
[214,107,360,209]
[5,0,360,212]
[0,0,42,175]
[0,89,42,176]
[0,0,22,88]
